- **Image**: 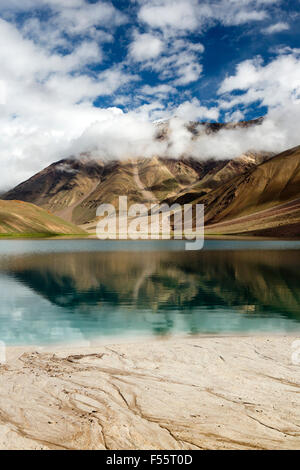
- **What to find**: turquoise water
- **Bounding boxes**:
[0,239,299,345]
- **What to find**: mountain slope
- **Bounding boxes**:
[201,146,300,236]
[0,200,86,236]
[2,156,206,225]
[3,153,270,227]
[165,152,272,205]
[205,198,300,236]
[3,118,268,227]
[3,145,299,237]
[3,158,105,222]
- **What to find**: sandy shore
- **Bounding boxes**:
[0,336,299,450]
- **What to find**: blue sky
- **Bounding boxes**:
[0,0,299,188]
[108,0,300,121]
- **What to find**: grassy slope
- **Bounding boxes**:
[0,200,87,236]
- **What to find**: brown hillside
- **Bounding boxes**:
[0,200,86,236]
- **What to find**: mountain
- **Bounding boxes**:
[0,200,86,236]
[164,152,272,205]
[3,118,269,229]
[4,118,298,237]
[200,145,300,236]
[3,156,195,224]
[3,153,270,229]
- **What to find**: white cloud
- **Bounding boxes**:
[138,0,201,33]
[54,1,126,36]
[0,0,298,192]
[0,18,103,82]
[64,96,300,165]
[64,101,220,162]
[156,48,203,86]
[128,36,204,86]
[0,79,6,105]
[131,0,277,88]
[0,9,213,190]
[129,33,164,61]
[275,46,300,55]
[4,1,126,58]
[96,67,140,97]
[0,16,137,189]
[138,0,275,35]
[140,84,177,99]
[174,98,219,121]
[0,0,81,9]
[219,53,300,109]
[262,22,290,34]
[224,109,246,122]
[173,60,203,86]
[210,50,300,159]
[66,112,165,160]
[184,105,300,159]
[1,0,126,32]
[229,9,267,25]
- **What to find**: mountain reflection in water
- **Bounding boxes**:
[0,247,299,345]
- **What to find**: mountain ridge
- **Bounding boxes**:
[2,118,300,237]
[3,153,271,227]
[201,145,300,236]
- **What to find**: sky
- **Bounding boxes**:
[0,0,299,189]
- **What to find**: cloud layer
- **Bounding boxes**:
[0,0,299,189]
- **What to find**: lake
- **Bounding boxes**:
[0,239,300,345]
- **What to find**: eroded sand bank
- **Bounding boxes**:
[0,336,299,450]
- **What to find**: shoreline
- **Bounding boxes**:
[0,234,300,241]
[0,335,299,450]
[4,329,300,355]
